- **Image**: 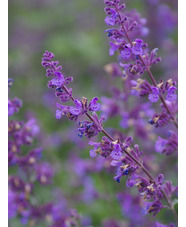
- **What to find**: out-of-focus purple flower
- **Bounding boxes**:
[8,190,17,219]
[18,147,43,166]
[155,222,175,227]
[101,96,119,118]
[9,176,26,191]
[117,192,149,224]
[119,112,129,129]
[8,97,22,116]
[102,219,120,227]
[155,131,178,155]
[55,109,62,119]
[104,63,123,77]
[24,118,40,136]
[35,162,54,185]
[162,181,177,200]
[166,86,177,102]
[81,177,98,204]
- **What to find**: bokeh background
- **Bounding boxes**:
[9,0,178,226]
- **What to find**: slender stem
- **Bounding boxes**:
[116,7,178,129]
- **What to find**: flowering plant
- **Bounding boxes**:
[8,0,178,226]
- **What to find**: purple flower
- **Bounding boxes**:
[119,112,129,129]
[56,109,62,119]
[149,48,161,65]
[162,181,177,200]
[8,78,14,87]
[150,111,170,128]
[120,45,132,59]
[8,190,17,219]
[89,97,101,112]
[88,141,101,158]
[105,16,116,26]
[155,137,168,153]
[81,177,98,204]
[155,222,175,227]
[110,143,122,160]
[114,167,129,183]
[18,148,43,167]
[143,200,163,216]
[55,87,72,103]
[69,99,82,115]
[8,97,22,116]
[166,86,177,102]
[148,87,160,103]
[35,162,54,185]
[77,116,102,139]
[56,103,70,119]
[132,39,144,55]
[101,96,119,118]
[109,41,120,56]
[155,131,178,155]
[117,192,146,224]
[24,118,40,136]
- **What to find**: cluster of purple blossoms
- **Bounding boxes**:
[8,79,22,116]
[8,80,81,227]
[155,131,178,155]
[42,51,103,139]
[104,0,178,129]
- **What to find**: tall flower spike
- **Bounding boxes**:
[104,0,178,129]
[42,50,177,221]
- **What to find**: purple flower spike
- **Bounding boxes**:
[148,87,159,103]
[110,143,122,160]
[70,100,82,115]
[89,97,101,112]
[132,39,144,55]
[166,86,177,102]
